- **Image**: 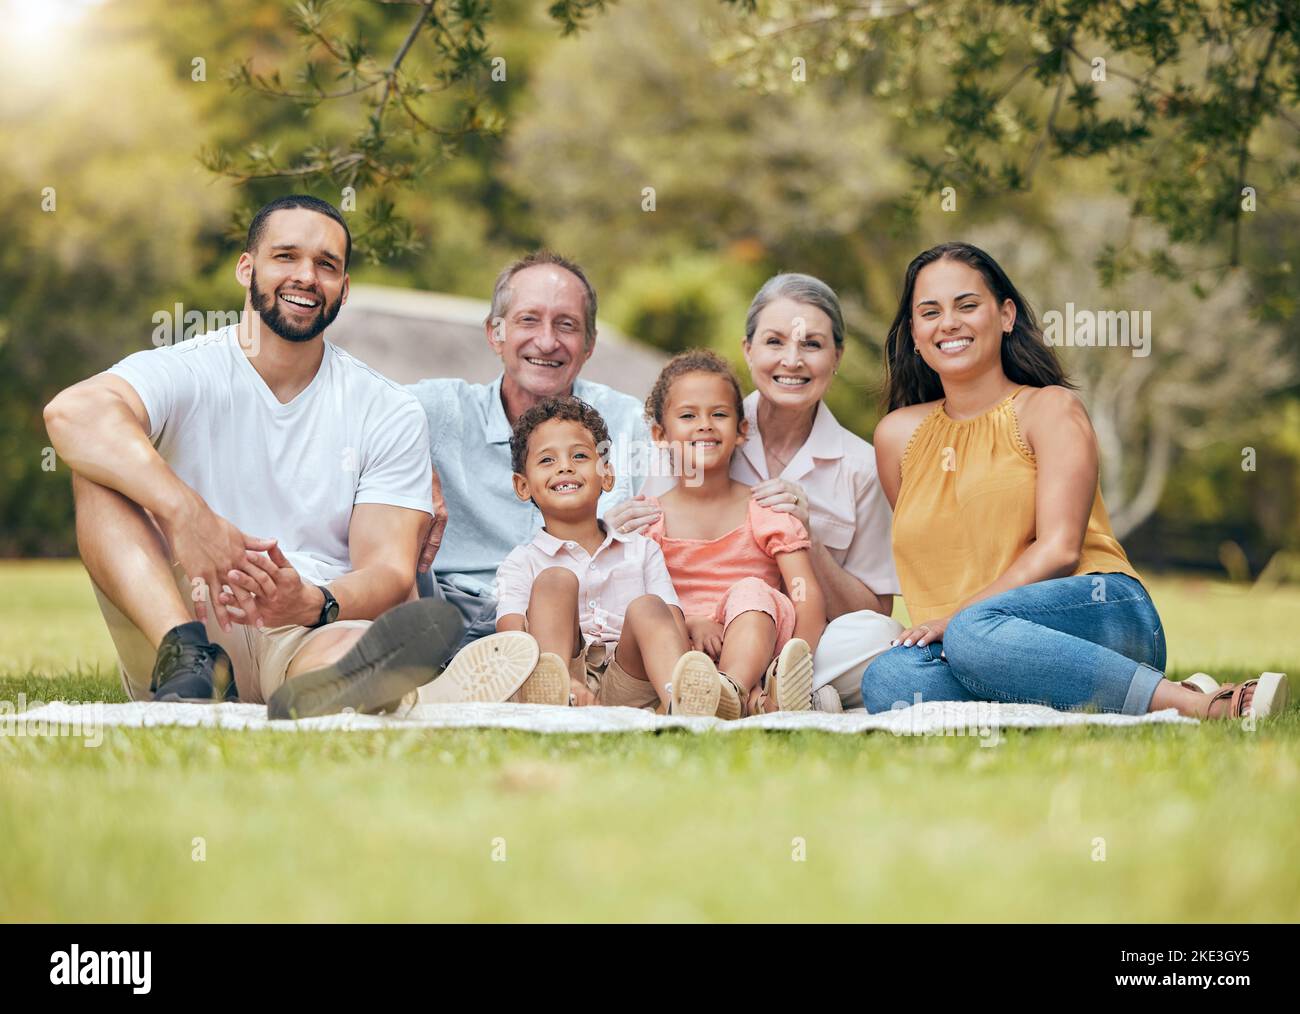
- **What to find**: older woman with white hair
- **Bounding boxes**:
[609,273,902,710]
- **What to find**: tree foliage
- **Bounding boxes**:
[506,0,1299,551]
[720,0,1300,301]
[5,0,1298,563]
[197,0,612,263]
[0,25,228,554]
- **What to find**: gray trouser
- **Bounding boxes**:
[417,569,498,652]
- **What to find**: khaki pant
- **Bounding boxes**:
[92,564,370,704]
[571,641,660,711]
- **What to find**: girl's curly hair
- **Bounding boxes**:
[644,349,745,428]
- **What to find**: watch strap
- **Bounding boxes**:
[312,585,339,629]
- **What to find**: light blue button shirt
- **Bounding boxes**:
[406,373,651,599]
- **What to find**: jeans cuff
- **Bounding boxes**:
[1122,663,1163,716]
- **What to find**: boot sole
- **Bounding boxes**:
[267,600,463,720]
[420,631,540,704]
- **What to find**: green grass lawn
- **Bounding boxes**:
[2,560,1298,922]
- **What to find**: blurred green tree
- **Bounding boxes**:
[209,1,1299,293]
[964,190,1291,539]
[720,0,1300,296]
[5,0,1297,566]
[189,0,609,266]
[504,0,1300,559]
[0,19,228,555]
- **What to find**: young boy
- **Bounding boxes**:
[496,397,725,714]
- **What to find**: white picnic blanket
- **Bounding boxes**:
[5,699,1197,739]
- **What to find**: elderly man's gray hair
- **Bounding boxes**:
[488,250,598,350]
[744,273,845,350]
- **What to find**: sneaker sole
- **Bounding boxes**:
[267,600,463,720]
[420,631,540,704]
[670,651,721,717]
[768,638,814,712]
[511,651,571,706]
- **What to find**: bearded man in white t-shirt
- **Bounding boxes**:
[44,195,466,718]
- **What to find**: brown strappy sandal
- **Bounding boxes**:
[1180,673,1220,695]
[717,673,744,721]
[755,638,814,714]
[1202,672,1290,721]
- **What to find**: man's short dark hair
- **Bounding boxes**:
[510,397,612,476]
[245,195,352,270]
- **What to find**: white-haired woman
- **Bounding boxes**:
[609,273,902,710]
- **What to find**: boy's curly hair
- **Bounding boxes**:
[644,348,745,427]
[510,396,612,475]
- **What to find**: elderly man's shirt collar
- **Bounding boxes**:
[487,373,602,445]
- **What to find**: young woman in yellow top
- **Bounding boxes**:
[866,242,1289,721]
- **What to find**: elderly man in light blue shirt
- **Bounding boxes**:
[408,251,650,649]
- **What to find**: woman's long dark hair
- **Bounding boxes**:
[882,242,1074,411]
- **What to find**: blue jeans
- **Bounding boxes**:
[861,573,1166,716]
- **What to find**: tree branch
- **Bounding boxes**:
[1110,405,1173,540]
[1023,43,1071,181]
[1230,17,1286,266]
[373,0,435,130]
[241,73,385,102]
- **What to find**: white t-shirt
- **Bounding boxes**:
[109,326,433,585]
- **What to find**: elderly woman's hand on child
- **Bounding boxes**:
[608,478,813,535]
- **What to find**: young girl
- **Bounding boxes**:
[642,350,826,718]
[867,241,1289,721]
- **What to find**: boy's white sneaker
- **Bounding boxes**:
[420,631,540,703]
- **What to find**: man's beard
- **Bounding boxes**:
[249,268,342,343]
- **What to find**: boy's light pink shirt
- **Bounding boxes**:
[494,524,679,646]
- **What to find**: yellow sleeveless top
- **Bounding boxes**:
[892,387,1139,623]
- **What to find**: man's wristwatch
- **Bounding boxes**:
[311,585,340,629]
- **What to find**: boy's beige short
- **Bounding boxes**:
[570,641,659,711]
[91,564,371,704]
